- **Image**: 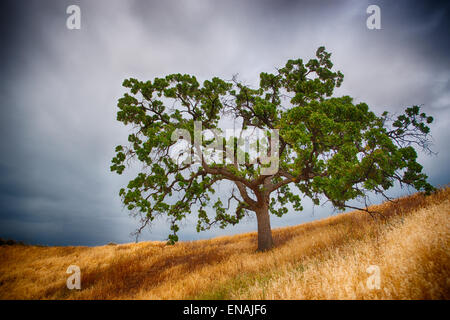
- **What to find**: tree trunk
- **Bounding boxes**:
[255,204,274,251]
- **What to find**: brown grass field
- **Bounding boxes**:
[0,188,449,300]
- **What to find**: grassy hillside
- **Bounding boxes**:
[0,188,449,300]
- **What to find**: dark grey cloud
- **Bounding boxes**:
[0,0,448,246]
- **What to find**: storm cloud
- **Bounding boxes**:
[0,0,448,245]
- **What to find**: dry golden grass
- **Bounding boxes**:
[0,188,449,300]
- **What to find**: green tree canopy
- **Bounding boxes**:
[111,46,434,251]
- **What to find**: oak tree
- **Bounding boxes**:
[111,47,434,251]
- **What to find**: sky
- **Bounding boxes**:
[0,0,449,246]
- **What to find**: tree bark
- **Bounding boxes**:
[255,203,274,251]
